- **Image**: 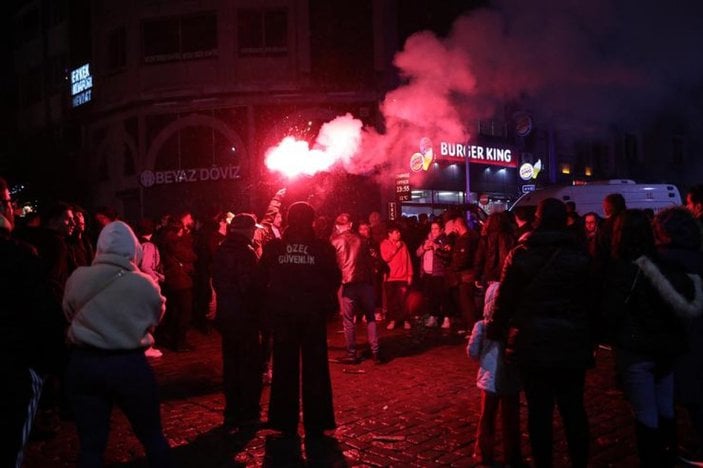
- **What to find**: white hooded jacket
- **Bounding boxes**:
[63,221,165,350]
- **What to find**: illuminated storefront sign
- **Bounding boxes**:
[519,160,542,180]
[70,64,93,107]
[139,165,241,188]
[410,137,435,172]
[395,173,411,201]
[437,141,516,168]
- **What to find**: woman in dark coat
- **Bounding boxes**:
[486,198,594,468]
[602,209,703,467]
[653,207,703,464]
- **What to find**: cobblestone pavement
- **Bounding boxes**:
[23,318,647,467]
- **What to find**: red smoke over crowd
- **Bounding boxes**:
[265,0,703,178]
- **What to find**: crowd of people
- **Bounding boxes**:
[2,174,703,467]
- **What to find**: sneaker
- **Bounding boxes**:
[441,317,451,329]
[425,316,438,327]
[403,321,412,330]
[386,321,396,330]
[145,347,163,358]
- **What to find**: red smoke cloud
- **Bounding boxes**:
[266,0,703,177]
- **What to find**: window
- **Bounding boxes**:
[237,8,288,56]
[142,12,217,63]
[48,0,68,27]
[107,27,127,71]
[672,136,684,166]
[181,14,217,58]
[15,8,40,45]
[20,66,43,106]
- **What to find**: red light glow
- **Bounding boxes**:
[265,113,362,178]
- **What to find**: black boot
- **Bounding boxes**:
[635,421,663,468]
[659,416,677,467]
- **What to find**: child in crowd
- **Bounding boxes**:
[467,286,524,467]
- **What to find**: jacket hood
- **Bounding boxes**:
[635,255,703,319]
[96,221,142,264]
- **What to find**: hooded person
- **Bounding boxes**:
[257,201,342,439]
[211,213,264,430]
[62,221,172,467]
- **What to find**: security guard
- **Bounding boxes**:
[258,201,341,438]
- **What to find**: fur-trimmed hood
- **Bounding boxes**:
[634,256,703,319]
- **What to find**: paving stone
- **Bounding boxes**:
[21,320,676,467]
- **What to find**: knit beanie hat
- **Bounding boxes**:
[287,202,315,229]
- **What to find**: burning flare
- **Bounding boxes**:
[265,113,363,178]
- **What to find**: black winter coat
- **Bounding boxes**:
[212,232,261,331]
[0,237,65,373]
[601,254,702,360]
[258,227,341,322]
[486,229,594,369]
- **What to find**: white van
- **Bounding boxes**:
[511,180,681,217]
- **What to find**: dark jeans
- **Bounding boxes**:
[452,280,477,329]
[268,314,335,434]
[475,389,522,465]
[161,288,193,349]
[66,348,172,468]
[340,282,379,356]
[384,281,409,322]
[1,367,43,468]
[220,325,263,425]
[421,274,448,319]
[520,366,589,468]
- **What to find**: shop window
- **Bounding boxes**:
[142,12,217,63]
[237,8,288,57]
[107,26,127,71]
[155,125,235,172]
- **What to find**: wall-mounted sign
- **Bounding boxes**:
[513,111,533,137]
[437,141,517,168]
[519,159,542,180]
[139,165,241,188]
[521,184,536,193]
[395,173,411,202]
[70,63,93,107]
[410,137,435,172]
[388,201,398,221]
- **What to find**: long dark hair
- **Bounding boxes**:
[611,209,656,261]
